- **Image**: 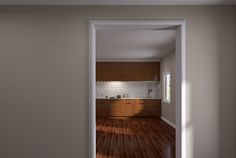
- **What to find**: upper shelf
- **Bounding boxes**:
[96,98,161,100]
[96,62,160,81]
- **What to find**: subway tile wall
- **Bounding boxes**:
[96,81,160,99]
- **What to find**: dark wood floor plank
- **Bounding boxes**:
[96,118,175,158]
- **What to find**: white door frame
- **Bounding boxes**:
[89,20,186,158]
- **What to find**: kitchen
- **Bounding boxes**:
[96,62,161,118]
[96,29,176,158]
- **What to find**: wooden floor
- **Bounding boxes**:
[96,118,175,158]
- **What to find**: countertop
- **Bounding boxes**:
[96,98,161,100]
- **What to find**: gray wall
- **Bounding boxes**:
[0,6,235,158]
[161,50,176,124]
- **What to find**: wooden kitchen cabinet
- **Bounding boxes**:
[134,99,148,116]
[141,99,161,116]
[96,99,121,116]
[96,62,160,81]
[120,100,134,116]
[96,99,161,117]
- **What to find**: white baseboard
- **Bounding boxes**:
[161,116,176,129]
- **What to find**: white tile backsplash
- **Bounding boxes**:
[96,81,160,99]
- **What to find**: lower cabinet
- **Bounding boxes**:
[96,99,161,117]
[121,100,135,116]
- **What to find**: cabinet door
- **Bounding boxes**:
[134,99,161,117]
[134,100,147,116]
[120,100,134,116]
[109,100,121,116]
[143,100,161,117]
[96,100,110,117]
[96,99,122,117]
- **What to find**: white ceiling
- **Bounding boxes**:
[96,30,176,61]
[0,0,235,5]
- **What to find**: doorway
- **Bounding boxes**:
[89,20,186,158]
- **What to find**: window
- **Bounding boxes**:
[163,72,171,103]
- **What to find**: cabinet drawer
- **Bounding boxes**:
[135,99,144,105]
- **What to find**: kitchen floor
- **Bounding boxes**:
[96,118,175,158]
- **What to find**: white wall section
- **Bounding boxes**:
[161,49,176,124]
